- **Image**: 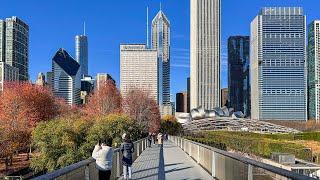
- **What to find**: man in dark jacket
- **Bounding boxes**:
[120,133,134,179]
[147,133,152,147]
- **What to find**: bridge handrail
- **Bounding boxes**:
[169,136,315,180]
[32,138,148,180]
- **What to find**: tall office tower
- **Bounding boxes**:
[0,16,29,81]
[46,71,53,89]
[190,0,221,110]
[96,73,115,90]
[176,92,188,113]
[0,62,18,91]
[228,36,250,115]
[120,44,158,102]
[251,7,307,121]
[151,8,171,115]
[52,48,81,105]
[75,33,88,77]
[81,75,95,104]
[308,20,320,121]
[36,72,46,86]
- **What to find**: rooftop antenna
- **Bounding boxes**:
[146,6,149,48]
[83,21,86,36]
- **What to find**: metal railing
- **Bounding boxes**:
[169,136,314,180]
[32,138,148,180]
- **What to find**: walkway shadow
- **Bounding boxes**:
[158,145,165,180]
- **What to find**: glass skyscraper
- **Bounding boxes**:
[308,20,320,121]
[75,35,88,77]
[151,9,171,115]
[251,7,307,121]
[0,16,29,81]
[228,36,250,117]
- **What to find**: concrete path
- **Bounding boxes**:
[129,141,213,180]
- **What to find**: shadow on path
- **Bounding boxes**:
[158,145,165,180]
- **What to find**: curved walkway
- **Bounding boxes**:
[129,141,214,180]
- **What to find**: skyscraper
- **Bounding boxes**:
[176,92,188,113]
[120,44,158,102]
[36,72,46,86]
[151,8,171,115]
[52,48,81,105]
[0,16,29,81]
[228,36,250,115]
[308,20,320,121]
[96,73,115,90]
[251,7,307,121]
[75,30,88,77]
[0,62,18,91]
[190,0,221,110]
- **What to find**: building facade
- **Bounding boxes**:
[52,48,81,105]
[75,35,88,77]
[221,88,229,107]
[151,9,171,115]
[308,20,320,121]
[190,0,221,110]
[81,75,95,104]
[228,36,250,116]
[176,92,188,113]
[46,71,53,89]
[96,73,115,90]
[0,16,29,81]
[251,7,307,121]
[120,44,158,102]
[0,62,19,91]
[187,77,190,113]
[36,72,46,86]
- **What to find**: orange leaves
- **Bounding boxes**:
[84,80,122,117]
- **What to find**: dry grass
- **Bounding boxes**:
[266,120,320,132]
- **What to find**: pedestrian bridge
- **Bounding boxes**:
[33,136,312,180]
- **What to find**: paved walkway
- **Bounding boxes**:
[129,141,213,180]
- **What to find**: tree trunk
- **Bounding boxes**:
[5,157,8,171]
[9,155,13,165]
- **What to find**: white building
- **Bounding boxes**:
[190,0,221,110]
[96,73,115,90]
[75,35,88,77]
[0,62,19,91]
[52,48,81,105]
[120,44,158,102]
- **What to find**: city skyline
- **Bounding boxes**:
[1,0,320,99]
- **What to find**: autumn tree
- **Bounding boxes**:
[122,89,160,133]
[0,82,62,168]
[84,80,122,117]
[160,115,183,135]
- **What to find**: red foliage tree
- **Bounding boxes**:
[84,80,122,117]
[0,82,62,168]
[122,89,160,133]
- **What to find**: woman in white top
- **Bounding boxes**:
[92,138,114,180]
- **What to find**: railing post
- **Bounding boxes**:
[84,165,89,180]
[248,164,253,180]
[211,151,216,177]
[137,142,140,156]
[116,152,121,178]
[197,145,200,163]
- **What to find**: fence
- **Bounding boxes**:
[169,136,314,180]
[32,138,148,180]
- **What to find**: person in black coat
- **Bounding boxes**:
[120,133,134,180]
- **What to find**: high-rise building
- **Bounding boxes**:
[75,34,88,77]
[308,20,320,121]
[81,75,95,104]
[176,92,188,113]
[187,77,190,113]
[251,7,307,121]
[120,44,158,102]
[46,71,53,89]
[0,62,18,91]
[190,0,221,110]
[228,36,250,115]
[0,16,29,81]
[96,73,115,90]
[151,8,171,115]
[52,48,81,105]
[221,88,229,107]
[36,72,46,86]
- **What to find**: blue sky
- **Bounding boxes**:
[1,0,320,100]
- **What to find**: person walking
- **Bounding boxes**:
[147,133,152,147]
[157,133,163,147]
[120,133,134,180]
[92,137,114,180]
